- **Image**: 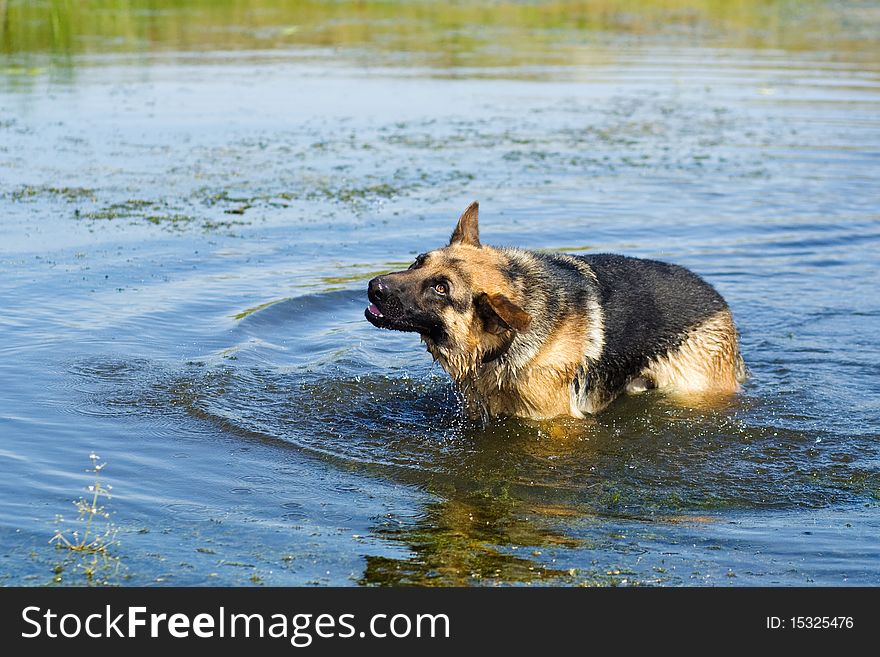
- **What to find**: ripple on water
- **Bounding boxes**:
[66,288,880,521]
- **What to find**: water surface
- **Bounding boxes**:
[1,0,879,586]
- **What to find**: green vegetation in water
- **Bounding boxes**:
[1,0,877,66]
[144,213,196,227]
[49,453,122,585]
[318,262,413,289]
[537,245,596,254]
[82,198,158,221]
[233,298,288,320]
[77,199,199,228]
[9,180,412,234]
[8,187,252,233]
[10,185,96,202]
[83,203,204,231]
[230,180,406,209]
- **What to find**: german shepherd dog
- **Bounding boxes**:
[366,202,746,421]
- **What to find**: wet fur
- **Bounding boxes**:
[366,202,746,421]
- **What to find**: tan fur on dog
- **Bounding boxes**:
[641,309,744,394]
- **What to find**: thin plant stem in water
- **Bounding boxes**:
[50,453,121,584]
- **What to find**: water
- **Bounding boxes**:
[1,0,879,586]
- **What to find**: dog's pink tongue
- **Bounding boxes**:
[368,303,382,317]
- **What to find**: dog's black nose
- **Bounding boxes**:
[368,276,388,302]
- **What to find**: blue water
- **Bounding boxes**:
[1,16,879,585]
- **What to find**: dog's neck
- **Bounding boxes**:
[422,331,515,381]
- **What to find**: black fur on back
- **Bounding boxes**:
[577,254,728,392]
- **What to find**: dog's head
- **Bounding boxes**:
[366,202,531,373]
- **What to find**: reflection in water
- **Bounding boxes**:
[359,416,592,586]
[362,493,582,586]
[1,0,878,586]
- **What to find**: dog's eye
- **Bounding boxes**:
[433,283,447,295]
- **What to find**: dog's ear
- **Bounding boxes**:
[476,292,531,335]
[449,201,480,247]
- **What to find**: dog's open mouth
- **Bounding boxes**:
[365,301,395,329]
[366,303,384,320]
[364,300,429,334]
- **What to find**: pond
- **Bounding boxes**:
[1,0,879,585]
